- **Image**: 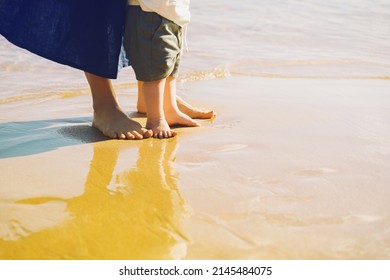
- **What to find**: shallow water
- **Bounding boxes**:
[1,0,390,101]
[187,0,390,79]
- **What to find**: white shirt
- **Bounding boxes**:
[128,0,190,26]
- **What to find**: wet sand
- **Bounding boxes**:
[1,76,390,259]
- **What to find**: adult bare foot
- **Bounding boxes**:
[146,117,177,139]
[85,72,152,140]
[93,106,152,140]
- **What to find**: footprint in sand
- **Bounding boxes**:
[293,168,337,177]
[212,144,248,153]
[341,214,382,223]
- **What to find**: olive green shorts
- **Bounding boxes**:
[124,6,183,82]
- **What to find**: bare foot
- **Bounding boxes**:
[146,117,177,139]
[165,109,201,127]
[93,106,153,140]
[137,95,215,119]
[176,96,216,119]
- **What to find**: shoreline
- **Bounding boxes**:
[1,75,390,259]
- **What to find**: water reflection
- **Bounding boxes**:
[0,138,187,259]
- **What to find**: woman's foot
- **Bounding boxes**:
[93,106,152,140]
[85,72,152,140]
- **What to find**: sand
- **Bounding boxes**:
[1,75,390,259]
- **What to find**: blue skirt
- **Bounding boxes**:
[0,0,128,79]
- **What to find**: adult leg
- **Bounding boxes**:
[85,72,152,140]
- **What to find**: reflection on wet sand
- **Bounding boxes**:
[0,139,187,259]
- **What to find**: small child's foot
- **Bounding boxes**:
[137,96,215,119]
[165,109,201,127]
[146,117,177,139]
[177,97,216,119]
[180,107,216,119]
[93,106,153,140]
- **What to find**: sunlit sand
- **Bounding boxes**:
[1,76,389,259]
[1,0,390,260]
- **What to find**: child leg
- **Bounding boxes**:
[137,81,215,119]
[163,76,200,127]
[142,78,177,139]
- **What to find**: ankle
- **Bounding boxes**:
[93,103,120,113]
[147,115,166,123]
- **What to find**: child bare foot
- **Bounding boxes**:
[137,93,215,119]
[165,109,200,127]
[93,106,152,140]
[176,96,216,119]
[146,117,177,139]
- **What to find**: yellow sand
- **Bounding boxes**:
[1,76,390,259]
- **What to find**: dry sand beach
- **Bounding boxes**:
[1,0,390,259]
